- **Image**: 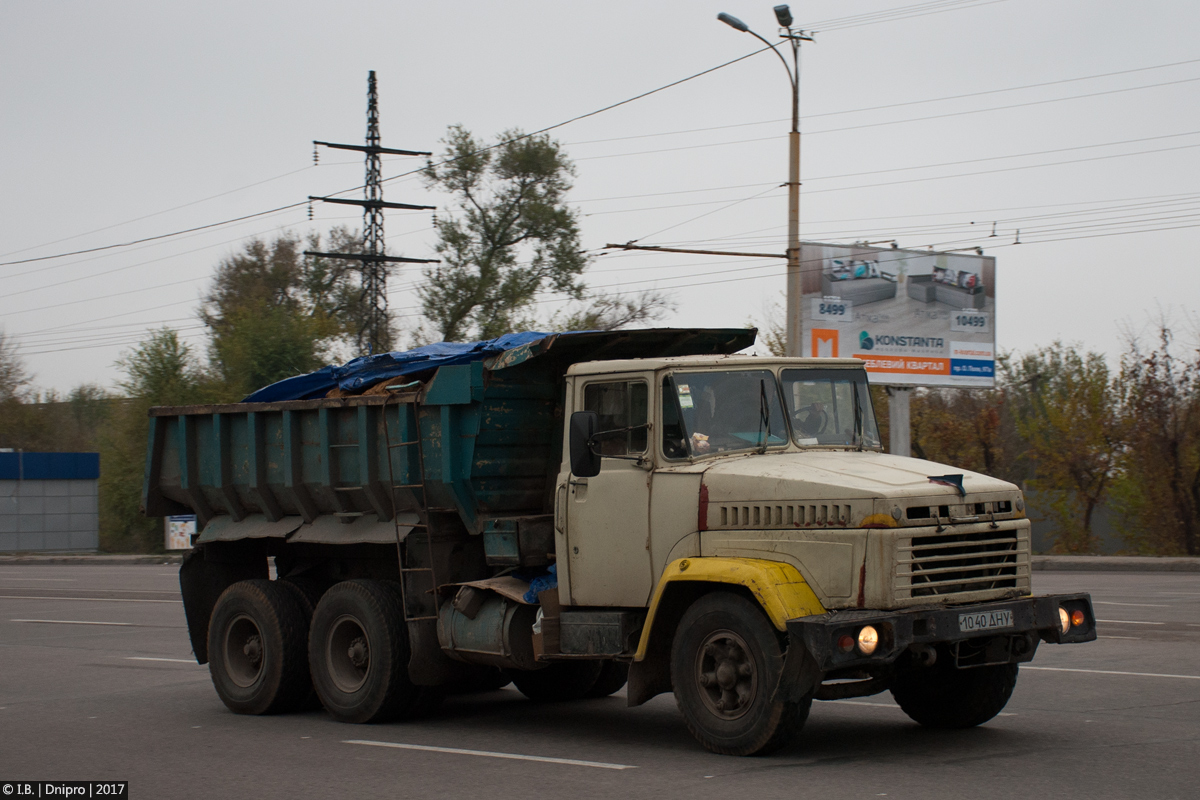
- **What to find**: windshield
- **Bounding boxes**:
[781,368,881,448]
[663,370,788,458]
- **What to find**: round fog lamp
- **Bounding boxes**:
[1071,609,1086,628]
[837,634,855,653]
[857,625,879,655]
[1059,607,1070,634]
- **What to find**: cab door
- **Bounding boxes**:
[563,376,653,606]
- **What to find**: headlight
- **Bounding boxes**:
[857,625,879,655]
[1059,607,1070,634]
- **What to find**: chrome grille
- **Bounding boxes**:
[896,526,1028,599]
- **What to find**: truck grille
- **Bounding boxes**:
[896,526,1027,599]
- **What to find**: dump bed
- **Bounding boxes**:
[142,328,756,548]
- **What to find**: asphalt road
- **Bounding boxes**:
[0,565,1197,800]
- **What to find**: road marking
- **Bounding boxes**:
[1098,635,1141,640]
[127,657,198,664]
[830,699,1014,716]
[0,578,78,582]
[0,595,181,603]
[1024,666,1200,681]
[1094,601,1171,608]
[343,740,637,770]
[12,619,133,626]
[1096,619,1165,625]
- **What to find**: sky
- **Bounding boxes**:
[1,0,1198,394]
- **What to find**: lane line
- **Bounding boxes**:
[1024,666,1200,681]
[126,657,199,664]
[343,740,636,770]
[1094,601,1171,608]
[0,595,181,603]
[0,578,78,582]
[1096,619,1165,625]
[1098,635,1141,640]
[830,699,1015,716]
[12,619,133,626]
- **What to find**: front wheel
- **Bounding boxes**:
[671,592,811,756]
[890,652,1017,728]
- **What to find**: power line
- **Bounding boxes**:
[563,58,1200,149]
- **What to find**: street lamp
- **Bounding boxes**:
[718,6,813,357]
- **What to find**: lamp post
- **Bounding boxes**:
[718,7,812,356]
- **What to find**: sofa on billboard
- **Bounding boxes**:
[906,268,985,309]
[820,259,897,306]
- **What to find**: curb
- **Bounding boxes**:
[1033,555,1200,572]
[0,554,183,565]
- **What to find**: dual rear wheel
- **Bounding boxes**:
[207,578,436,722]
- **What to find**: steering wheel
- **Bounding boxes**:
[795,407,828,436]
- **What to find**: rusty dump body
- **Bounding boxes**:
[145,326,1096,757]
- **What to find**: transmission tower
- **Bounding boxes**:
[306,70,436,354]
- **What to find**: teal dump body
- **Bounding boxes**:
[143,360,560,541]
[143,328,757,544]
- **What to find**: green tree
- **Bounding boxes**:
[420,126,591,341]
[201,233,358,398]
[1003,343,1125,553]
[101,329,203,553]
[1111,324,1200,555]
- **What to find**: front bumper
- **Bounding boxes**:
[786,593,1096,673]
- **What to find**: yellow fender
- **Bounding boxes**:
[633,557,826,660]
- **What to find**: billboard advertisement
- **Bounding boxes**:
[165,514,196,551]
[799,242,996,388]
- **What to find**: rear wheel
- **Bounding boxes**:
[890,652,1017,728]
[308,579,428,723]
[671,592,811,756]
[207,579,311,715]
[509,661,604,702]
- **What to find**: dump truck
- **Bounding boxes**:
[144,328,1095,756]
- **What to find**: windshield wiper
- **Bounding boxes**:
[758,378,769,453]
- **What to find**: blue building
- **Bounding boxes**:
[0,452,100,552]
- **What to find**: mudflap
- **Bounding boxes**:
[178,541,267,663]
[775,636,823,704]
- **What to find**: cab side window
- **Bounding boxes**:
[583,381,648,456]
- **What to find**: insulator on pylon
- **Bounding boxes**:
[307,201,313,220]
[313,143,319,165]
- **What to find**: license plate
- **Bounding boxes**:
[958,609,1013,633]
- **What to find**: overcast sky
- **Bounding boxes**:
[2,0,1198,393]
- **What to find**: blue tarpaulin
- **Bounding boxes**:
[242,332,556,403]
[240,328,759,403]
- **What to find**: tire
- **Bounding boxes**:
[509,661,604,702]
[308,579,426,724]
[279,575,327,615]
[671,592,811,756]
[275,578,324,711]
[890,651,1018,729]
[586,661,629,698]
[207,579,311,715]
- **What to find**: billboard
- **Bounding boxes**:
[799,242,996,388]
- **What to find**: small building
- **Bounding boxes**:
[0,452,100,552]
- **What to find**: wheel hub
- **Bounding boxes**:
[347,636,369,669]
[327,615,371,694]
[224,614,265,688]
[696,630,758,720]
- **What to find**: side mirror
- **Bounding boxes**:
[569,411,601,478]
